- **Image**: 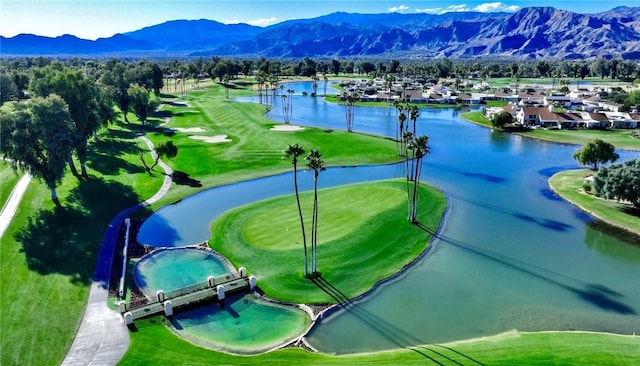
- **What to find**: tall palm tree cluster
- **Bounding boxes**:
[283,144,325,277]
[280,85,295,124]
[394,103,431,222]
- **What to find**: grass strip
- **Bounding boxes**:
[0,125,161,366]
[548,169,640,236]
[121,321,640,366]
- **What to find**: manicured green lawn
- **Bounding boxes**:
[141,83,401,208]
[548,169,640,236]
[121,320,640,365]
[461,111,492,127]
[0,159,20,209]
[0,124,162,366]
[210,180,446,304]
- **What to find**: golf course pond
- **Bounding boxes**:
[137,81,640,354]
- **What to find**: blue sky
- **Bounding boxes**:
[0,0,636,40]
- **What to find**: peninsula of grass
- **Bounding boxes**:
[122,320,640,365]
[549,169,640,237]
[209,179,446,304]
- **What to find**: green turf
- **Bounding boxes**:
[521,129,640,151]
[0,123,162,366]
[548,169,640,236]
[120,319,640,365]
[0,159,20,210]
[210,179,446,304]
[139,82,401,209]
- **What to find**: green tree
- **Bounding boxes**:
[492,111,514,129]
[30,63,105,177]
[127,83,157,124]
[593,159,640,208]
[141,140,178,174]
[283,144,309,276]
[0,95,74,206]
[0,72,18,104]
[573,139,620,170]
[626,90,640,108]
[306,149,325,275]
[406,134,431,222]
[99,60,133,122]
[409,104,420,135]
[341,92,356,132]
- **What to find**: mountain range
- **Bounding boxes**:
[2,6,640,59]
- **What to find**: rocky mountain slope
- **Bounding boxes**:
[2,6,639,59]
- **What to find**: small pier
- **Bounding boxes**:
[118,269,257,325]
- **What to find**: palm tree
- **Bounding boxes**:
[407,135,431,223]
[306,149,325,275]
[283,144,309,276]
[409,104,420,135]
[342,92,356,132]
[397,105,408,156]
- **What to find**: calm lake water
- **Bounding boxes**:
[138,82,640,354]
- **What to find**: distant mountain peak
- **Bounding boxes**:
[2,6,639,59]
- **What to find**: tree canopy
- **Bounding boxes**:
[0,95,74,205]
[572,139,619,170]
[593,159,640,208]
[491,111,513,129]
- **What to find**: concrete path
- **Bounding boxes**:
[0,172,32,238]
[62,136,173,366]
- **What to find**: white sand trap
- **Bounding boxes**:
[173,127,205,133]
[270,125,305,131]
[189,135,232,143]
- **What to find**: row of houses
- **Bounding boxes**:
[486,104,639,129]
[340,77,639,130]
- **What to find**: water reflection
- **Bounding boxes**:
[141,82,640,353]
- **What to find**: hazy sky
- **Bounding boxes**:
[0,0,635,40]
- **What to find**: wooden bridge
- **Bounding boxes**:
[118,271,257,324]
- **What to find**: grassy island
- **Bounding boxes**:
[210,179,446,304]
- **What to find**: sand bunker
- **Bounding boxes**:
[189,135,232,143]
[270,125,305,131]
[173,127,206,133]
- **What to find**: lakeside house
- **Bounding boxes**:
[341,76,638,130]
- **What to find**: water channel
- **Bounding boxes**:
[138,81,640,354]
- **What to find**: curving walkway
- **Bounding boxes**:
[0,172,32,238]
[62,136,173,365]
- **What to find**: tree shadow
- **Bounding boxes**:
[414,222,637,315]
[449,192,573,232]
[86,136,145,176]
[171,170,202,187]
[424,162,507,184]
[15,177,149,286]
[310,275,485,364]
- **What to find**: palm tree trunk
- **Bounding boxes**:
[411,157,422,222]
[293,162,308,276]
[312,172,319,274]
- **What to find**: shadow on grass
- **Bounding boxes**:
[414,222,637,315]
[309,274,484,364]
[171,171,202,187]
[15,177,150,286]
[87,136,145,176]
